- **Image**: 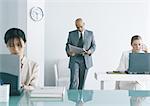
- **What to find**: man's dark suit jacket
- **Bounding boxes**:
[66,29,96,69]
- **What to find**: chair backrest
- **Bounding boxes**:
[54,59,70,88]
[57,59,70,79]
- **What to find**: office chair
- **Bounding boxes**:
[54,59,70,89]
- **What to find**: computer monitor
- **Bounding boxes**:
[128,53,150,74]
[0,54,23,96]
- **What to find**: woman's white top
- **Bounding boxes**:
[21,56,39,90]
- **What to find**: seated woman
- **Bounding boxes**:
[116,35,148,90]
[4,28,39,91]
[116,35,148,106]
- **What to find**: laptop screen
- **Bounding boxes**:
[128,53,150,74]
[0,54,23,96]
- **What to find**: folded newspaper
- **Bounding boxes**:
[68,44,84,54]
[29,86,65,101]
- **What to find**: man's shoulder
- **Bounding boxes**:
[69,30,78,33]
[85,30,93,33]
[85,30,93,35]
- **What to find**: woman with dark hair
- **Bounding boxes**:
[4,28,39,91]
[116,35,148,106]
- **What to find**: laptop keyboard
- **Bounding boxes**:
[127,72,150,74]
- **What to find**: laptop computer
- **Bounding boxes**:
[0,54,23,96]
[128,53,150,74]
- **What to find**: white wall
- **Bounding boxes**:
[0,0,19,54]
[0,0,27,54]
[45,0,150,89]
[27,0,45,87]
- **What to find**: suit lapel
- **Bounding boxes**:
[74,30,79,46]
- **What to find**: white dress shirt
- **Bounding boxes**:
[21,56,39,90]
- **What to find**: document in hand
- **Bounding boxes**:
[68,44,84,54]
[29,86,65,101]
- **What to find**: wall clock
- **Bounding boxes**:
[30,7,44,22]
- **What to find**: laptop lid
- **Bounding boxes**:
[0,54,23,96]
[128,53,150,74]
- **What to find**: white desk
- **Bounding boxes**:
[94,72,150,90]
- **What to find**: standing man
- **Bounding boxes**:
[65,18,96,89]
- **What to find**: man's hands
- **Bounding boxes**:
[83,49,92,55]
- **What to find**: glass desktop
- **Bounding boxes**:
[1,90,150,106]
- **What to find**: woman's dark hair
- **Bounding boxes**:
[131,35,142,45]
[4,28,26,44]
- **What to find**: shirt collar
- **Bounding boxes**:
[78,30,85,38]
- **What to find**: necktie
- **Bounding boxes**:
[78,32,83,48]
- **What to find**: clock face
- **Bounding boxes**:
[30,7,44,21]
